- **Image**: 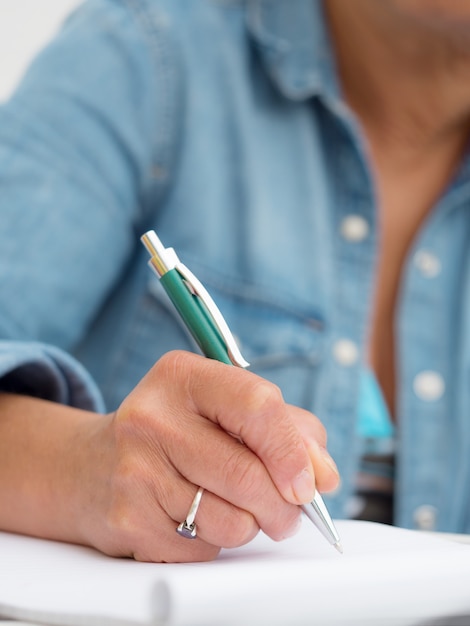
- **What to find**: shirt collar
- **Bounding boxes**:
[246,0,342,104]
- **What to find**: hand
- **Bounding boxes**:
[0,351,339,564]
[81,351,339,562]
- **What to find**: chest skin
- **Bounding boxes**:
[368,139,467,417]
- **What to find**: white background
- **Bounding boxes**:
[0,0,83,102]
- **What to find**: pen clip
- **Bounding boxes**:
[175,262,250,369]
[141,230,249,369]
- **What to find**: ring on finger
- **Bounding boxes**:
[176,486,204,539]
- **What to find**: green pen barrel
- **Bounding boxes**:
[160,269,232,365]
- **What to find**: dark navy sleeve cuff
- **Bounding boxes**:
[0,341,105,413]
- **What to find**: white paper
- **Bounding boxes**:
[1,520,470,626]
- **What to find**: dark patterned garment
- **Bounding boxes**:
[351,370,395,525]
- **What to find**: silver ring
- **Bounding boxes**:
[176,487,204,539]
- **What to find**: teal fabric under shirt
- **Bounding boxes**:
[357,369,395,451]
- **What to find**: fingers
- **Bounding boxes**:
[145,453,262,548]
[288,405,340,493]
[171,485,261,548]
[127,483,263,562]
[106,350,338,562]
[161,414,303,542]
[140,351,324,507]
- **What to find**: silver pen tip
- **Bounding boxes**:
[334,541,343,554]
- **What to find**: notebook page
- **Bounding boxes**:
[0,532,167,625]
[163,520,470,626]
[1,520,470,626]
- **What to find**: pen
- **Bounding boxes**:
[141,230,343,553]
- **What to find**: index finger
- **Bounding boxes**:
[161,351,317,505]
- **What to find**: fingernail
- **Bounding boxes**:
[319,446,339,476]
[281,514,302,540]
[308,440,340,477]
[292,468,316,504]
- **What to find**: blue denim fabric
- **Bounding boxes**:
[1,0,470,532]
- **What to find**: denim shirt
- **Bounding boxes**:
[1,0,470,533]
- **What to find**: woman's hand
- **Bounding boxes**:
[0,351,339,563]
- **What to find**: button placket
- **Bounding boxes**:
[332,339,359,367]
[340,215,370,243]
[413,249,442,279]
[394,226,451,529]
[413,371,445,402]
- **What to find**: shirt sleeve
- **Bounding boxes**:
[0,0,180,407]
[0,341,105,411]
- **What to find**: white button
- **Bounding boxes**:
[413,371,445,402]
[333,339,359,366]
[414,250,441,278]
[413,505,438,531]
[340,215,369,242]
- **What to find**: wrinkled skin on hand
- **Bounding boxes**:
[0,351,339,563]
[85,351,339,562]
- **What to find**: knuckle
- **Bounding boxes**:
[102,493,141,552]
[154,350,200,393]
[220,445,261,497]
[245,379,284,418]
[101,464,163,553]
[261,414,309,470]
[114,399,151,439]
[105,502,134,538]
[267,506,302,542]
[109,458,151,514]
[156,349,191,377]
[114,396,174,449]
[267,434,306,471]
[113,454,146,490]
[218,508,259,548]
